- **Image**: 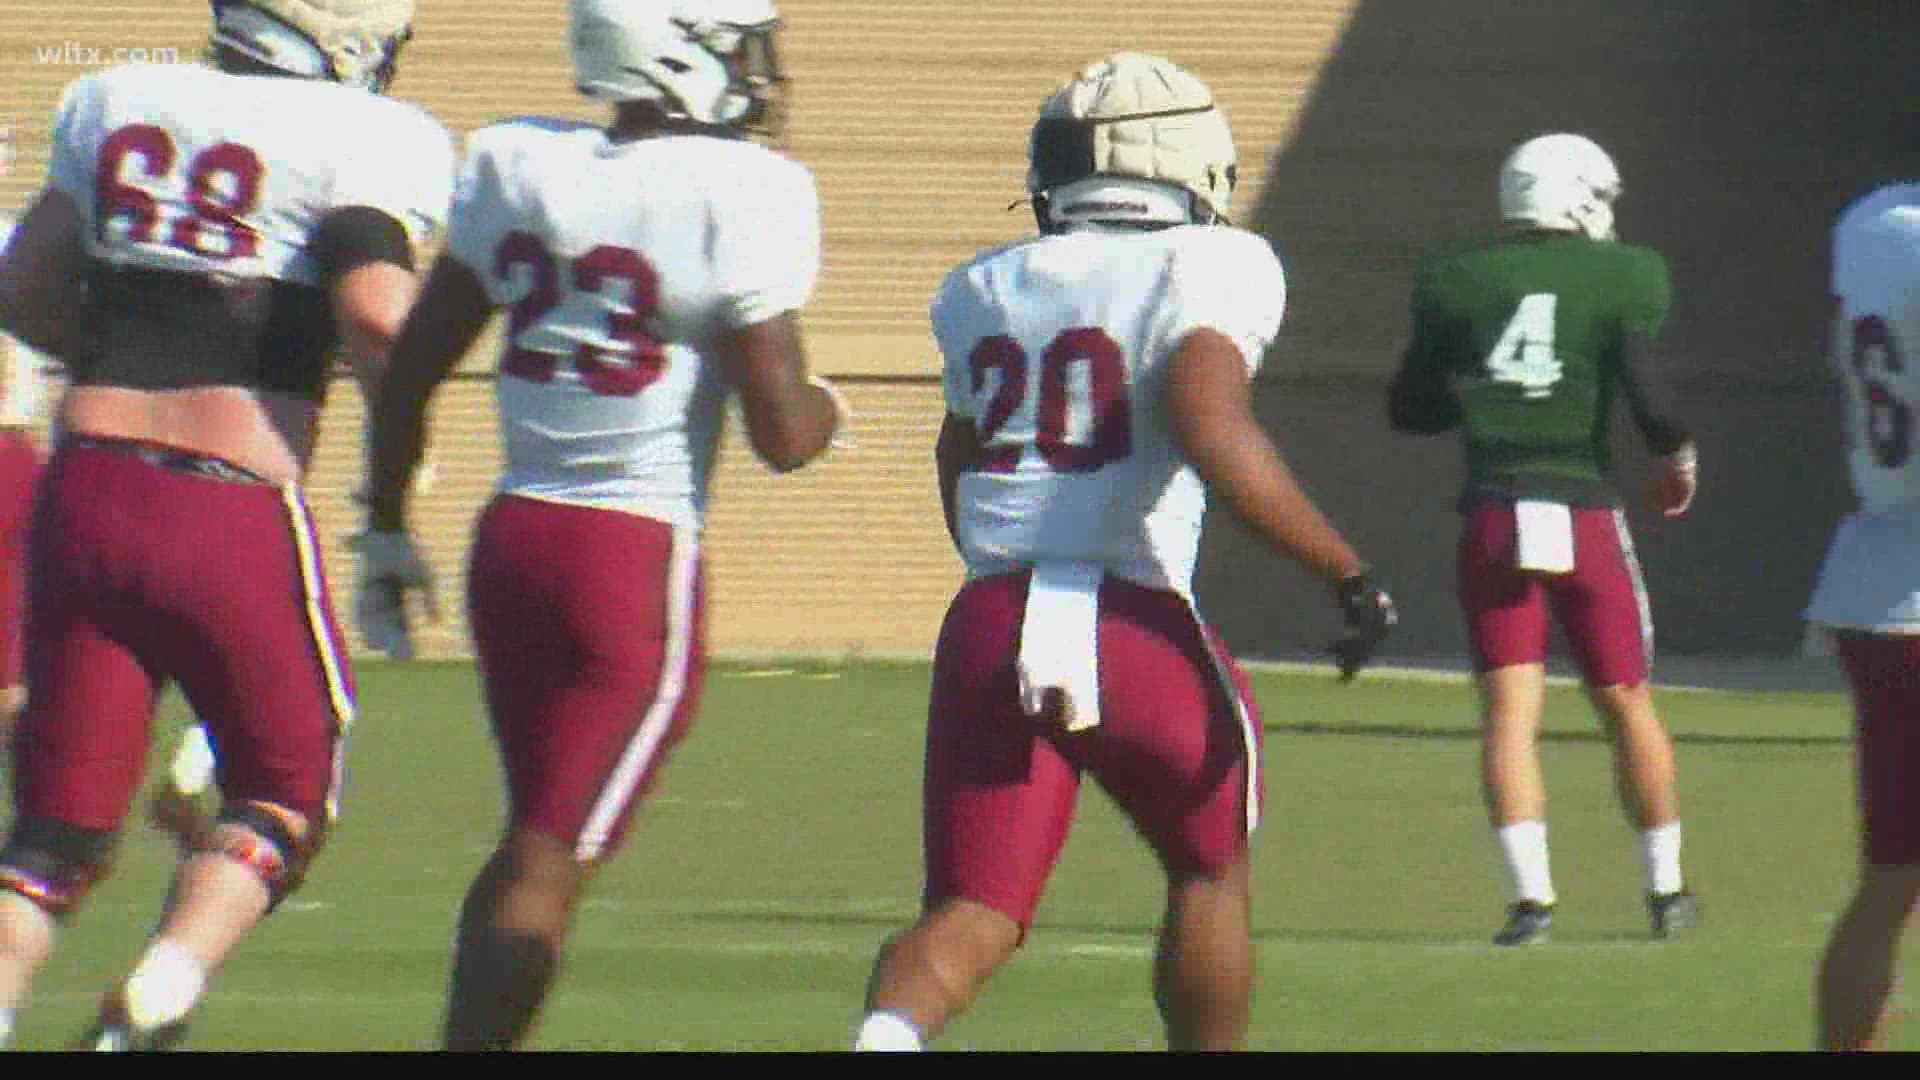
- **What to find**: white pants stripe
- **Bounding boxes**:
[281,484,355,821]
[575,524,699,862]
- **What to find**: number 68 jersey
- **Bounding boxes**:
[933,225,1286,596]
[50,63,452,285]
[444,118,820,530]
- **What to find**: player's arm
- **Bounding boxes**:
[1170,329,1365,583]
[1168,329,1395,678]
[0,188,88,362]
[312,206,422,404]
[361,253,493,530]
[1387,279,1461,434]
[935,411,974,550]
[1616,250,1696,517]
[716,312,847,473]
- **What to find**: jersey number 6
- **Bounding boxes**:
[1852,314,1910,469]
[968,327,1131,473]
[494,230,668,398]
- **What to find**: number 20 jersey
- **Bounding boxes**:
[444,119,820,530]
[933,225,1287,595]
[49,62,453,284]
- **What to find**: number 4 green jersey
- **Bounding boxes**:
[1388,231,1684,506]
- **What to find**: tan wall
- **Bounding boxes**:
[0,0,1357,658]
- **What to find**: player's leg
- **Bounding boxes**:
[0,444,160,1047]
[1080,582,1258,1051]
[1554,507,1690,932]
[1817,631,1920,1051]
[146,722,216,853]
[445,497,705,1050]
[1459,498,1557,938]
[0,426,43,751]
[856,573,1078,1051]
[84,480,353,1049]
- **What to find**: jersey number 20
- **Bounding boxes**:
[1485,293,1562,399]
[968,327,1131,473]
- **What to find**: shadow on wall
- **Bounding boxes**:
[1199,0,1920,661]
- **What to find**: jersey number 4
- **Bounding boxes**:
[494,230,667,398]
[1485,293,1562,399]
[96,124,264,260]
[968,327,1131,473]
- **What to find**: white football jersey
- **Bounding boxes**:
[0,214,47,424]
[48,63,452,285]
[444,118,820,529]
[1806,182,1920,631]
[935,225,1287,595]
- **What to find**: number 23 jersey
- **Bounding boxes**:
[933,225,1286,595]
[444,118,821,530]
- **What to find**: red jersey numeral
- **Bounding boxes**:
[95,124,263,260]
[494,231,668,397]
[966,326,1132,473]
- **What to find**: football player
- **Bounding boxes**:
[0,124,47,746]
[356,0,845,1050]
[850,53,1394,1052]
[1806,180,1920,1051]
[0,0,451,1050]
[1387,133,1698,945]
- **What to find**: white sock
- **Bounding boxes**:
[122,941,206,1030]
[1495,821,1555,906]
[0,1007,13,1048]
[1641,823,1684,896]
[853,1011,923,1052]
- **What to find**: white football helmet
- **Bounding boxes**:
[209,0,413,93]
[1027,52,1238,233]
[570,0,786,135]
[1498,133,1622,240]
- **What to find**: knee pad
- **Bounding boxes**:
[0,817,117,920]
[198,802,316,909]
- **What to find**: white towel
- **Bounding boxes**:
[1017,562,1103,732]
[1514,499,1575,574]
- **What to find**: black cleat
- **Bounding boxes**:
[1492,900,1555,946]
[1648,889,1698,940]
[75,991,190,1052]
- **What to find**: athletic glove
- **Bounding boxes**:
[350,528,438,661]
[1330,571,1397,682]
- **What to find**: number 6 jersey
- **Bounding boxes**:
[444,118,820,530]
[1805,183,1920,633]
[933,225,1286,595]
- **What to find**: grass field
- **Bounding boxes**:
[1,658,1907,1051]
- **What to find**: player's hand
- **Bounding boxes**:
[350,527,438,660]
[1646,442,1698,519]
[810,374,856,450]
[1330,571,1396,682]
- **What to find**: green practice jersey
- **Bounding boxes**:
[1388,232,1676,506]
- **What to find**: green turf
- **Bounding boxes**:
[2,659,1904,1051]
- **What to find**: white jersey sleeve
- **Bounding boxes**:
[442,123,516,280]
[710,155,819,327]
[1160,226,1288,375]
[328,100,455,250]
[0,215,45,425]
[46,73,104,204]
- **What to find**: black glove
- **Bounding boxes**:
[1331,571,1396,682]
